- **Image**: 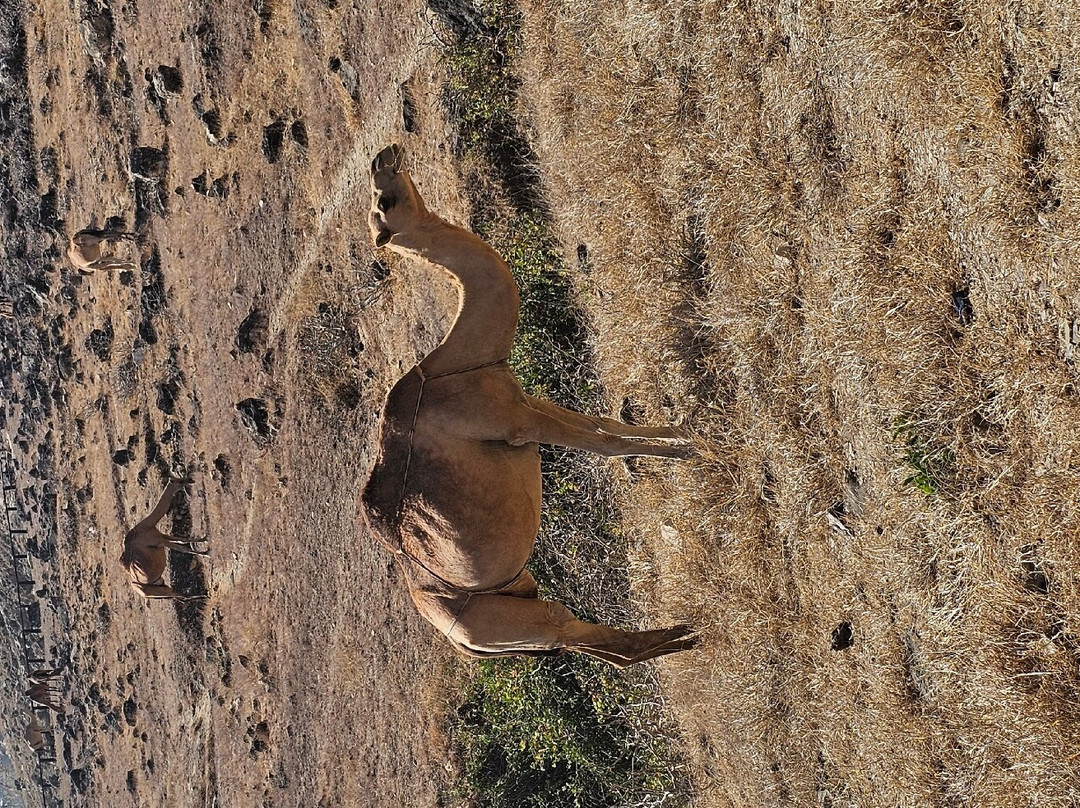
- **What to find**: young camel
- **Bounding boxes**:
[361,144,697,667]
[120,477,209,601]
[67,227,138,273]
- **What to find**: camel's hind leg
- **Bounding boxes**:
[132,581,206,600]
[451,594,697,668]
[72,228,137,246]
[134,478,192,532]
[511,399,693,458]
[80,258,138,274]
[526,395,690,441]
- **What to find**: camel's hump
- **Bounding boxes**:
[361,367,423,531]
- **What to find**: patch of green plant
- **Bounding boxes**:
[451,655,683,808]
[894,414,955,496]
[430,1,689,806]
[485,212,599,410]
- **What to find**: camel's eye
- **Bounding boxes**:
[378,194,395,213]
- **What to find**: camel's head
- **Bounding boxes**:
[369,143,426,249]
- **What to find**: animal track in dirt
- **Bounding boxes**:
[193,16,223,74]
[401,82,418,133]
[138,248,167,346]
[253,0,276,31]
[156,376,184,417]
[952,288,974,327]
[147,64,183,120]
[1020,545,1050,594]
[123,697,137,726]
[831,621,854,651]
[246,718,271,759]
[262,119,286,163]
[191,93,225,144]
[328,57,360,104]
[131,146,168,182]
[288,122,307,153]
[213,453,232,489]
[206,609,233,686]
[86,317,114,361]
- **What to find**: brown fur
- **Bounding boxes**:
[361,145,697,667]
[120,478,208,601]
[24,714,45,751]
[67,227,138,273]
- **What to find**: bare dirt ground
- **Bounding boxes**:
[1,0,474,805]
[3,0,1080,807]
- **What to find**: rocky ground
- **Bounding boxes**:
[1,1,474,805]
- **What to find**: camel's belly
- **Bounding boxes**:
[401,436,541,588]
[125,556,164,585]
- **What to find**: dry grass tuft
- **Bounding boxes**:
[511,0,1080,804]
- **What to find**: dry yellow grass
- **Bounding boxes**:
[512,1,1080,805]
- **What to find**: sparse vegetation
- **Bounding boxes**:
[893,414,956,496]
[509,1,1080,806]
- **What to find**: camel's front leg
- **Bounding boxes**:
[86,257,138,271]
[510,400,693,458]
[451,594,697,667]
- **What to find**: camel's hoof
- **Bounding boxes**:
[671,443,698,460]
[630,625,699,665]
[371,143,405,176]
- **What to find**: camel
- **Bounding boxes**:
[120,477,209,601]
[361,144,698,667]
[26,682,62,714]
[67,227,138,273]
[29,667,63,685]
[24,714,46,752]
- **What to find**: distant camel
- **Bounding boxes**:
[29,667,64,685]
[26,682,62,714]
[24,714,46,751]
[67,227,138,272]
[120,477,209,601]
[361,145,698,667]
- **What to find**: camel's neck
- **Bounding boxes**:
[395,218,519,375]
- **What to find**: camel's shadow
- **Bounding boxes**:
[164,484,208,638]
